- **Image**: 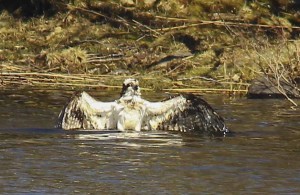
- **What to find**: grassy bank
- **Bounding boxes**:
[0,0,299,95]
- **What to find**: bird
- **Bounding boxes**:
[57,78,229,136]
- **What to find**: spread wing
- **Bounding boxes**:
[144,94,229,136]
[57,92,118,130]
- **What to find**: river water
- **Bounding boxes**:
[0,89,299,194]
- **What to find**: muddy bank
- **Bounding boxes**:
[0,0,299,97]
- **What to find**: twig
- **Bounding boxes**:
[155,17,300,31]
[132,19,161,36]
[67,4,132,30]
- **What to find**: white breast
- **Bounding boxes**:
[116,97,146,131]
[117,108,143,131]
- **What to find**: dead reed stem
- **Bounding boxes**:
[163,88,248,93]
[0,72,247,93]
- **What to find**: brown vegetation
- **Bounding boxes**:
[0,0,299,101]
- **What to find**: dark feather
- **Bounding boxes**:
[158,94,229,136]
[57,92,91,130]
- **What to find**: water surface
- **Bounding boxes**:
[0,89,300,194]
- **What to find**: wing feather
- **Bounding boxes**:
[57,92,118,130]
[143,96,186,130]
[144,94,229,136]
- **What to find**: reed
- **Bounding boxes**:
[0,70,249,94]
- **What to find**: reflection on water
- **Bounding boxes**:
[71,131,184,147]
[0,88,300,194]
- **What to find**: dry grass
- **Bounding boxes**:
[0,0,299,97]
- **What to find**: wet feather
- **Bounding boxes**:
[57,78,229,136]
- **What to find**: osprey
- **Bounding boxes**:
[57,79,229,136]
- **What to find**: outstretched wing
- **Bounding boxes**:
[57,92,118,130]
[144,94,229,136]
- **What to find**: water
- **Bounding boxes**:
[0,89,300,194]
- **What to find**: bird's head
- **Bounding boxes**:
[120,78,141,98]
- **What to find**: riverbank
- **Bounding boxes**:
[0,0,299,96]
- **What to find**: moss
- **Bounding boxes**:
[139,76,174,90]
[188,0,244,15]
[156,0,188,17]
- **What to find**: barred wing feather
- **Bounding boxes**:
[144,94,229,136]
[57,92,118,130]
